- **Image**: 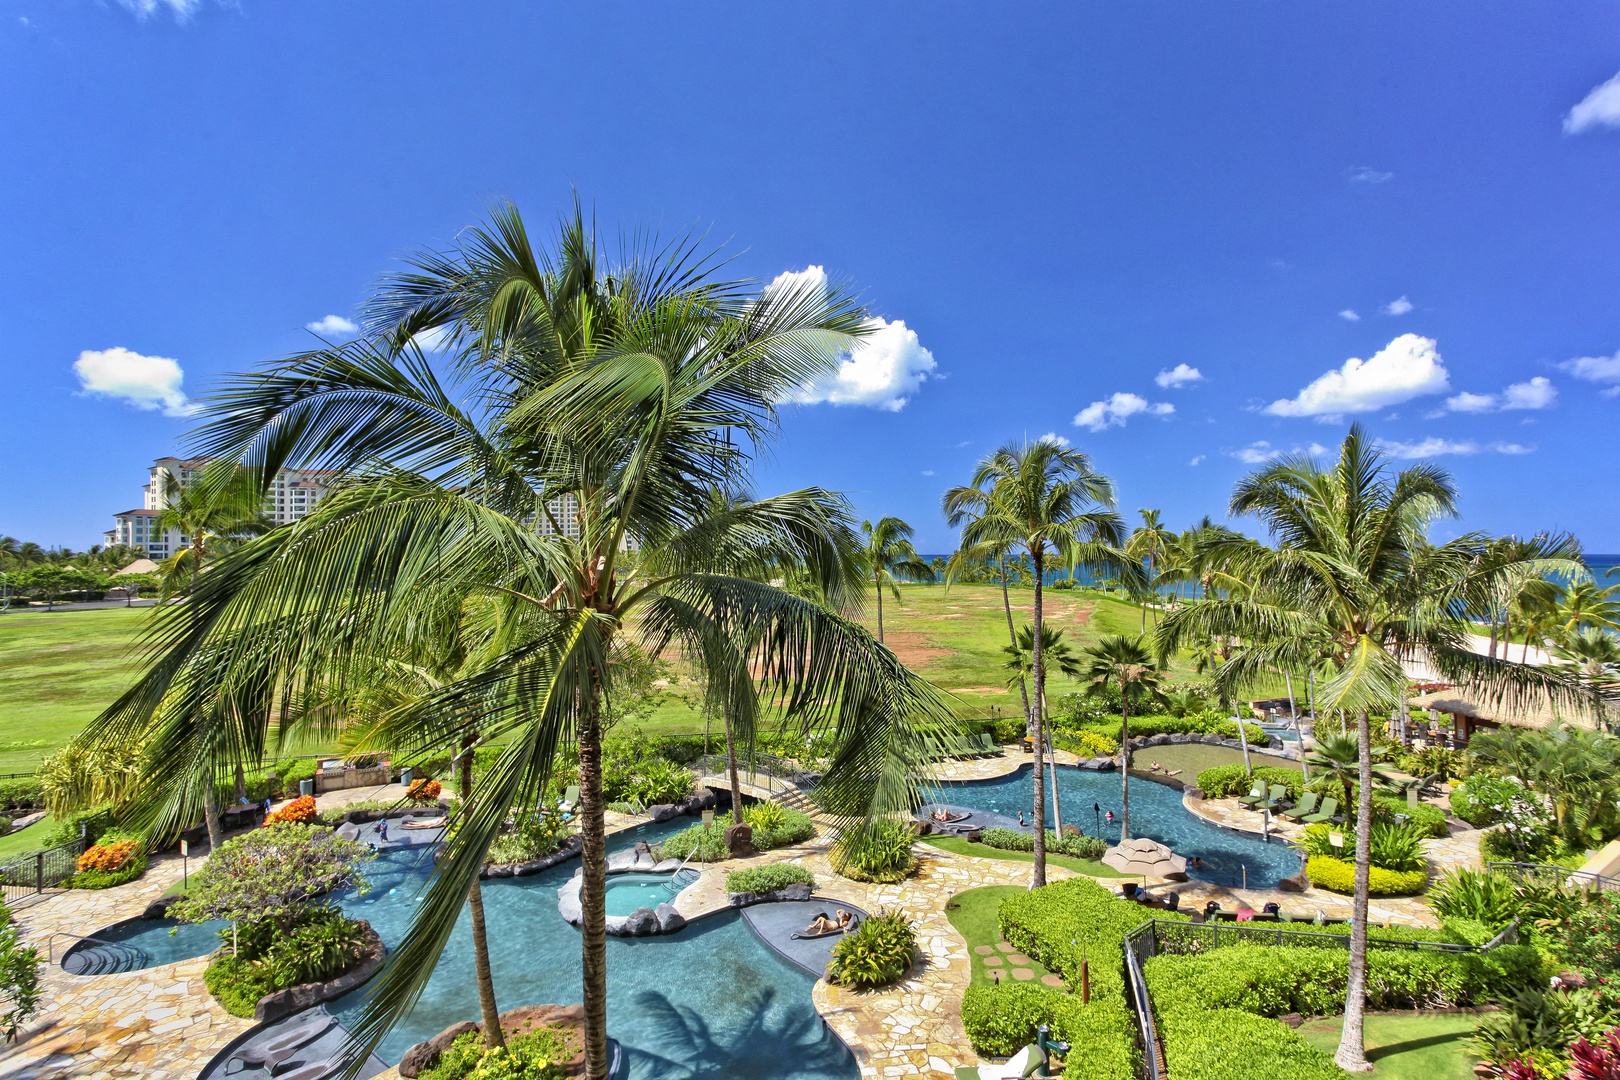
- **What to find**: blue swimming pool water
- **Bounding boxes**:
[330,818,857,1080]
[61,914,230,975]
[936,764,1304,889]
[604,872,679,916]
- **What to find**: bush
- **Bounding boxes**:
[1054,730,1119,759]
[825,908,915,988]
[622,758,694,807]
[726,863,814,895]
[1372,794,1448,838]
[42,806,116,848]
[418,1028,574,1080]
[658,807,814,863]
[1196,765,1304,801]
[658,823,730,863]
[1304,854,1427,896]
[407,779,442,804]
[1396,745,1465,781]
[959,981,1136,1077]
[1451,774,1531,829]
[1298,821,1427,872]
[978,827,1107,860]
[264,795,317,825]
[77,838,139,873]
[204,952,278,1017]
[745,805,815,848]
[833,820,916,883]
[1428,868,1523,931]
[1061,711,1267,749]
[0,778,44,813]
[64,855,147,890]
[202,907,370,1017]
[488,808,570,866]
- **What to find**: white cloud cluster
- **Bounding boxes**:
[116,0,203,19]
[1188,455,1206,466]
[770,267,937,411]
[1560,350,1620,396]
[1154,363,1203,389]
[1440,376,1557,415]
[1074,392,1174,432]
[1228,441,1329,465]
[1383,296,1414,316]
[1266,333,1450,419]
[1038,432,1071,447]
[306,314,358,337]
[1376,437,1534,459]
[1338,309,1361,322]
[1565,72,1620,135]
[1346,166,1394,184]
[73,347,193,416]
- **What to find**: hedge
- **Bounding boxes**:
[0,778,43,813]
[1304,854,1427,897]
[1196,765,1305,802]
[1372,795,1448,839]
[726,863,814,894]
[979,827,1107,860]
[1068,714,1268,748]
[960,983,1136,1079]
[1154,1007,1346,1080]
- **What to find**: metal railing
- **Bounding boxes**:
[690,752,818,800]
[0,839,84,904]
[1123,922,1165,1080]
[47,930,150,973]
[1489,861,1620,893]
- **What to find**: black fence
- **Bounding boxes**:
[1489,861,1620,893]
[1,839,85,905]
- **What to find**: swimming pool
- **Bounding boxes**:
[603,872,680,916]
[60,914,230,975]
[935,764,1304,889]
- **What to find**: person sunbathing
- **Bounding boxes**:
[929,808,970,823]
[1149,760,1162,772]
[801,910,853,936]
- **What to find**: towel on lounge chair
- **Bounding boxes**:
[953,1045,1038,1080]
[791,924,850,940]
[401,816,446,830]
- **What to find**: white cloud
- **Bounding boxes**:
[1155,363,1203,389]
[1037,432,1071,448]
[1346,166,1394,184]
[770,267,937,411]
[1229,440,1328,465]
[1188,455,1206,466]
[1338,309,1361,322]
[115,0,203,19]
[1565,71,1620,135]
[1376,437,1534,459]
[1266,333,1450,418]
[1560,349,1620,396]
[1383,295,1414,316]
[306,314,359,337]
[411,325,451,352]
[1073,393,1174,432]
[920,469,935,477]
[73,347,193,416]
[1441,376,1558,415]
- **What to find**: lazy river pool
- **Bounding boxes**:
[935,763,1305,889]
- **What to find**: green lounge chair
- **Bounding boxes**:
[1278,791,1317,821]
[948,736,978,758]
[1236,779,1269,807]
[924,738,947,762]
[977,733,1003,755]
[1258,784,1289,812]
[559,784,580,813]
[1300,796,1338,824]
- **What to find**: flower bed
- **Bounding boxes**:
[264,794,317,825]
[726,863,814,895]
[64,836,146,890]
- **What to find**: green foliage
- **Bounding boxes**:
[1372,794,1449,839]
[1052,730,1119,758]
[1557,891,1620,981]
[314,799,402,825]
[1053,707,1266,749]
[826,908,915,988]
[833,820,916,883]
[1450,774,1530,828]
[601,728,695,806]
[172,823,372,930]
[418,1029,573,1080]
[1155,1007,1347,1080]
[1472,986,1619,1071]
[1428,868,1523,931]
[0,920,42,1042]
[64,854,147,890]
[202,907,370,1017]
[1395,745,1466,782]
[1196,764,1304,801]
[488,807,570,866]
[725,863,814,895]
[1303,854,1427,896]
[742,801,786,833]
[203,953,277,1018]
[41,806,115,848]
[959,983,1136,1079]
[0,779,43,813]
[658,823,729,863]
[978,827,1107,859]
[1298,821,1426,872]
[660,807,814,863]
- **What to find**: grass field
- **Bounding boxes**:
[1296,1013,1478,1079]
[0,583,1207,773]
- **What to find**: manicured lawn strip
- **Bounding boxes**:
[920,833,1126,877]
[1295,1013,1479,1080]
[0,816,62,862]
[945,886,1041,987]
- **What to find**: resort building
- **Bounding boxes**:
[105,456,338,559]
[1406,685,1604,745]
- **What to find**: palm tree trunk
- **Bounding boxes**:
[460,743,504,1049]
[874,570,885,644]
[1119,675,1131,841]
[725,711,744,826]
[234,760,246,803]
[1041,672,1062,835]
[579,682,611,1080]
[201,781,224,853]
[1334,708,1375,1073]
[1284,670,1309,785]
[1030,548,1047,889]
[999,555,1034,735]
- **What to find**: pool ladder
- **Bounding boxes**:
[664,853,701,894]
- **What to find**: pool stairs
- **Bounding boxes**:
[664,852,701,894]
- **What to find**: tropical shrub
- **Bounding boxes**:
[202,907,371,1017]
[658,823,729,863]
[825,908,915,988]
[1195,765,1304,801]
[488,807,570,866]
[0,778,44,813]
[1303,854,1427,896]
[959,981,1137,1079]
[1565,1030,1620,1080]
[978,827,1107,859]
[407,778,442,803]
[172,822,372,931]
[1154,1007,1347,1080]
[1473,986,1619,1075]
[1557,891,1620,981]
[0,920,41,1042]
[1451,774,1531,828]
[1371,794,1449,838]
[1054,730,1119,758]
[621,758,694,807]
[264,794,317,826]
[418,1027,575,1080]
[726,863,813,895]
[1428,868,1523,931]
[1396,745,1466,782]
[1298,821,1426,872]
[833,820,916,883]
[41,806,116,848]
[76,838,139,873]
[1058,710,1266,748]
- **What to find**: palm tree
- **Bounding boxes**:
[943,439,1133,886]
[859,516,931,644]
[1080,634,1161,840]
[1127,508,1175,630]
[1154,424,1587,1072]
[76,204,951,1080]
[1551,628,1620,731]
[1555,580,1620,636]
[1001,624,1084,687]
[153,462,272,595]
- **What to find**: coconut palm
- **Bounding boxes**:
[1079,634,1162,840]
[1127,508,1176,629]
[1551,628,1620,732]
[1001,624,1084,688]
[1555,580,1620,636]
[1154,424,1588,1072]
[74,204,953,1080]
[943,439,1135,886]
[859,516,931,644]
[153,462,273,595]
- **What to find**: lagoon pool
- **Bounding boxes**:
[60,914,229,975]
[936,763,1304,889]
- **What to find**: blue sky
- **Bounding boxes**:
[6,3,1620,553]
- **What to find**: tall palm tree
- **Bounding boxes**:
[1079,634,1161,840]
[1155,424,1587,1072]
[1551,628,1620,732]
[75,204,953,1080]
[153,462,272,595]
[1555,580,1620,636]
[943,439,1134,886]
[859,516,931,644]
[1001,624,1084,687]
[1127,508,1175,630]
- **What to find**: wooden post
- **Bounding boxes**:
[1080,958,1090,1004]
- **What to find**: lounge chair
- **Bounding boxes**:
[1236,779,1269,807]
[401,816,446,830]
[955,1044,1042,1080]
[559,784,580,814]
[225,1015,335,1074]
[1300,796,1338,824]
[976,733,1002,755]
[1258,784,1289,812]
[1278,792,1318,821]
[792,917,858,940]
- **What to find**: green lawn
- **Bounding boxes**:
[0,815,58,862]
[1134,742,1299,780]
[1296,1013,1479,1080]
[921,833,1126,879]
[944,885,1062,987]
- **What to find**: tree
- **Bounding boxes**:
[1080,634,1162,840]
[1001,624,1084,688]
[1127,508,1175,630]
[1305,731,1389,811]
[79,203,951,1080]
[0,921,41,1043]
[1556,581,1620,636]
[153,462,272,597]
[943,438,1133,886]
[170,822,373,932]
[1552,628,1620,731]
[1154,424,1587,1072]
[858,517,930,644]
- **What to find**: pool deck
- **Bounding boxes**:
[0,756,1483,1080]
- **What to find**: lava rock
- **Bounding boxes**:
[654,903,686,933]
[605,849,637,873]
[647,803,683,823]
[1278,872,1308,893]
[557,870,584,924]
[141,894,182,920]
[624,907,659,936]
[256,921,385,1023]
[400,1022,478,1078]
[1060,824,1083,838]
[632,847,659,872]
[1199,733,1224,744]
[653,858,683,873]
[1146,733,1173,746]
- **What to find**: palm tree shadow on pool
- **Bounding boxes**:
[619,987,856,1080]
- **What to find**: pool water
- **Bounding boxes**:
[330,818,857,1080]
[937,763,1304,889]
[61,914,230,975]
[604,873,678,916]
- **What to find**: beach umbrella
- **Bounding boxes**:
[1102,836,1187,886]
